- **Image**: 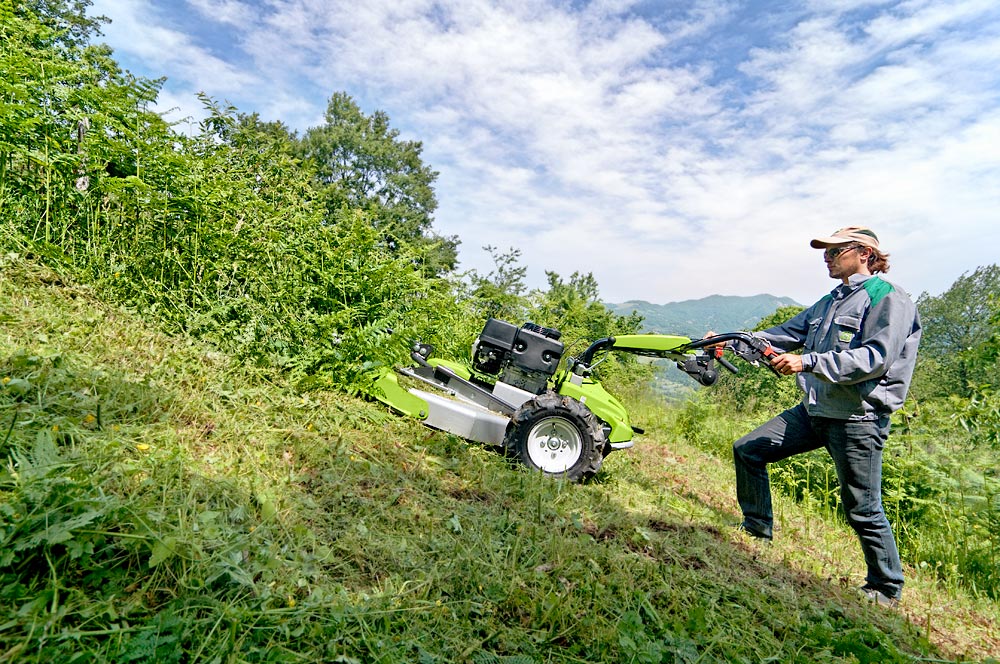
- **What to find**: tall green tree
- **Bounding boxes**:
[296,92,458,275]
[17,0,103,48]
[951,291,1000,450]
[914,264,1000,397]
[2,1,466,392]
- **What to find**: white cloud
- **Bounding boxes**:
[91,0,263,126]
[187,0,257,28]
[97,0,258,92]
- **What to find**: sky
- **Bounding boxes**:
[87,0,1000,305]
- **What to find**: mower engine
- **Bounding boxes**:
[472,318,564,395]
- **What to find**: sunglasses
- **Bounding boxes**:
[824,245,860,260]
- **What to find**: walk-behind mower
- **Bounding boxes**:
[371,318,777,482]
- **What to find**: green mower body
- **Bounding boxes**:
[371,318,771,481]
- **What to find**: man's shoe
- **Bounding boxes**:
[860,585,900,608]
[734,523,772,542]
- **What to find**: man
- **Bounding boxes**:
[730,226,921,607]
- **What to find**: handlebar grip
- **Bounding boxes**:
[757,349,782,376]
[719,357,739,374]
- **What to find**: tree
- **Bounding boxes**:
[296,92,458,274]
[236,112,298,147]
[18,0,104,49]
[531,270,642,347]
[527,271,644,384]
[950,293,1000,450]
[466,245,528,322]
[914,265,1000,397]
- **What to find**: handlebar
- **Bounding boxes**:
[569,331,780,387]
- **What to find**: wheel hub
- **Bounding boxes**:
[525,416,582,473]
[544,434,564,451]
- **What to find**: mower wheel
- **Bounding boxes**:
[504,392,606,482]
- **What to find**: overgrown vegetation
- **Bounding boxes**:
[3,1,1000,661]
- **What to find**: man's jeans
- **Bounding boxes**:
[733,403,904,599]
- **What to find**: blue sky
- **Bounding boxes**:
[89,0,1000,305]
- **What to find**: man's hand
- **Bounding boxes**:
[771,353,804,375]
[703,331,724,348]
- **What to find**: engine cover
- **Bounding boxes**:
[472,319,565,394]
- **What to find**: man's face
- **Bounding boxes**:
[824,244,869,281]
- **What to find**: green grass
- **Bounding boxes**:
[2,254,998,663]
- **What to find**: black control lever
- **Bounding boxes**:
[683,332,781,377]
[718,355,739,374]
[709,344,740,374]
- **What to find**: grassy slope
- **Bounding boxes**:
[1,255,998,663]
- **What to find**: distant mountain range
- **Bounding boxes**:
[605,294,802,337]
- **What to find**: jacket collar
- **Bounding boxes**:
[832,273,873,298]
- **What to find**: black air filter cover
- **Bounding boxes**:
[510,324,564,376]
[478,318,518,350]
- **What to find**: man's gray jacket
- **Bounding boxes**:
[755,274,922,420]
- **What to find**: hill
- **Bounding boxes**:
[607,294,802,336]
[2,256,997,662]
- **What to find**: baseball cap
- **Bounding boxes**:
[809,226,880,250]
